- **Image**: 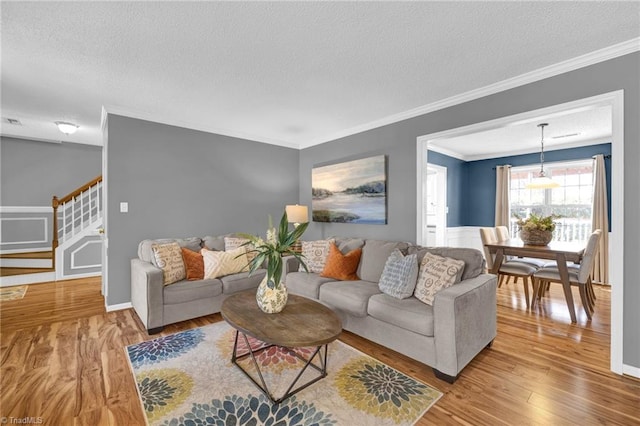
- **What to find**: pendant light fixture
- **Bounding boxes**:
[526,123,559,189]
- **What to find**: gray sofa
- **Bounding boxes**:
[285,238,497,383]
[131,235,266,334]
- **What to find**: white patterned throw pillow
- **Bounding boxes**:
[414,252,466,305]
[378,249,419,299]
[152,242,186,285]
[301,239,335,273]
[202,246,249,279]
[224,236,257,264]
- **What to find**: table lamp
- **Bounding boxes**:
[285,204,309,253]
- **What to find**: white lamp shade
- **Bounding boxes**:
[526,176,560,189]
[285,205,309,224]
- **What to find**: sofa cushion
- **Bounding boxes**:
[333,237,365,253]
[408,246,484,281]
[139,237,202,265]
[301,239,335,273]
[320,243,362,281]
[367,294,434,337]
[319,280,381,317]
[378,249,419,299]
[163,278,223,305]
[286,272,335,299]
[181,247,204,281]
[357,240,409,283]
[152,242,186,285]
[220,270,266,295]
[414,252,466,305]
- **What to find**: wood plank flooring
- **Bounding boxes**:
[1,277,638,425]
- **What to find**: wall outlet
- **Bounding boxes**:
[120,202,128,213]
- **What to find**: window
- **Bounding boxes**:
[510,159,593,242]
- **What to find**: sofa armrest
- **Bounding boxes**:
[433,274,497,378]
[131,258,165,331]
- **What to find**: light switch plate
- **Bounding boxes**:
[120,202,128,213]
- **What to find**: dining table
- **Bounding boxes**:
[483,238,586,323]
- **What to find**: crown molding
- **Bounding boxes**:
[300,37,639,149]
[426,144,466,161]
[101,104,300,149]
[0,133,62,145]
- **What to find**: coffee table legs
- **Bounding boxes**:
[230,330,329,404]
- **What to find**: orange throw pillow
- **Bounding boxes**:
[320,243,362,281]
[181,247,204,280]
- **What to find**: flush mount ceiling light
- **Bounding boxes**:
[54,121,79,135]
[526,123,560,189]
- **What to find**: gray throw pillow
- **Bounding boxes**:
[378,249,419,299]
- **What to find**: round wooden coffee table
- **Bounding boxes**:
[221,291,342,404]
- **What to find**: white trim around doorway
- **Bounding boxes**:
[416,90,626,376]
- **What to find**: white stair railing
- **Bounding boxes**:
[52,176,103,267]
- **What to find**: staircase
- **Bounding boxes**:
[0,176,103,286]
[0,251,54,275]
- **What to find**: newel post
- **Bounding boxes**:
[52,195,59,269]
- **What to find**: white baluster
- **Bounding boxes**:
[73,197,77,237]
[81,190,86,230]
[98,181,102,219]
[89,186,93,223]
[61,201,67,243]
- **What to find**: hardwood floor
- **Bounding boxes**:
[1,277,638,425]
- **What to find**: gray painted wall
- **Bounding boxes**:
[299,52,640,369]
[106,114,300,307]
[0,137,102,206]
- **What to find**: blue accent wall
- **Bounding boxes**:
[426,150,466,227]
[425,144,612,229]
[463,143,612,228]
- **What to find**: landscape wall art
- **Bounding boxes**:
[312,155,387,224]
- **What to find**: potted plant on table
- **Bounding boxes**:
[514,213,559,246]
[240,211,309,313]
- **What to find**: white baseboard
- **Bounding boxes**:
[0,258,52,268]
[623,364,640,379]
[0,272,56,287]
[56,270,101,281]
[106,302,132,312]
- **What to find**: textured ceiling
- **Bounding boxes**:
[1,2,639,150]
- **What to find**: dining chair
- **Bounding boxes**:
[532,230,602,320]
[480,227,539,308]
[496,225,547,270]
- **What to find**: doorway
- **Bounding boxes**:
[415,90,624,375]
[424,164,447,246]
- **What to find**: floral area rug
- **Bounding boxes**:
[126,322,442,426]
[0,285,27,301]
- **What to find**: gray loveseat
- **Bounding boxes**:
[131,235,266,334]
[285,238,497,383]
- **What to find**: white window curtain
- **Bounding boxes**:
[591,155,609,283]
[495,165,511,227]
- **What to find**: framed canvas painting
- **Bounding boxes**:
[312,155,387,224]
